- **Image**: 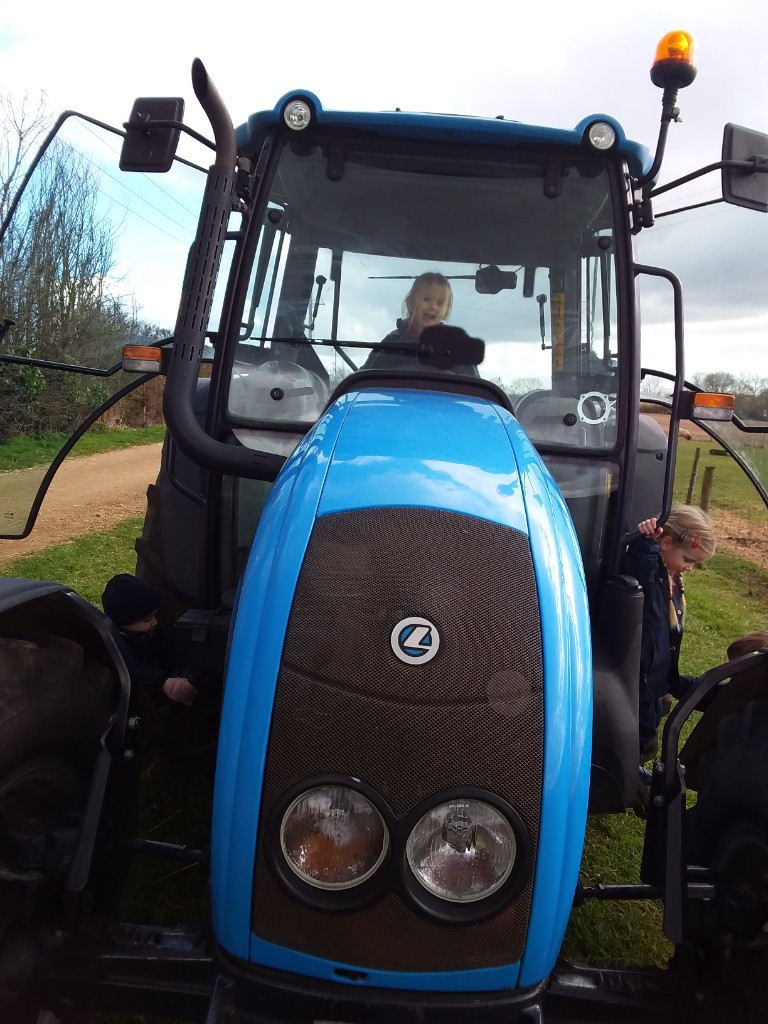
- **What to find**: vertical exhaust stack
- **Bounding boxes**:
[163,62,282,479]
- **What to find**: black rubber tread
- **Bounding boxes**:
[0,633,113,779]
[695,699,768,843]
[691,698,768,937]
[134,481,163,578]
[0,756,87,870]
[0,636,113,1018]
[134,479,188,629]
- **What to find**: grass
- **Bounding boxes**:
[0,443,766,1017]
[4,522,766,979]
[561,554,768,968]
[2,523,205,1024]
[682,553,768,671]
[562,551,767,966]
[0,425,166,472]
[116,753,214,921]
[563,815,665,966]
[673,436,768,529]
[2,518,145,605]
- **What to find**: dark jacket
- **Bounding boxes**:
[113,627,174,699]
[362,319,419,371]
[622,532,690,748]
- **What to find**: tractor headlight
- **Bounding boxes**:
[280,784,389,889]
[283,99,313,131]
[406,797,517,903]
[586,121,617,151]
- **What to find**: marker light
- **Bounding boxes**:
[280,785,389,889]
[121,345,163,373]
[406,798,516,902]
[651,31,697,89]
[283,99,313,131]
[587,121,617,151]
[690,392,735,422]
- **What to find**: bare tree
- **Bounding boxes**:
[735,371,768,398]
[687,370,768,421]
[689,371,739,394]
[0,96,154,440]
[0,90,49,225]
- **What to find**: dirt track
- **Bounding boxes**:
[0,444,161,566]
[0,432,764,573]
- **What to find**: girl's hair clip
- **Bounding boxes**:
[690,533,701,549]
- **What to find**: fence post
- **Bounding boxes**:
[686,447,701,505]
[701,465,715,512]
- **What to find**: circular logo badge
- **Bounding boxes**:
[391,617,440,665]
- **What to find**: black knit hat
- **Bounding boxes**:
[102,574,161,627]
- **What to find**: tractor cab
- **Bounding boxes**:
[207,103,636,604]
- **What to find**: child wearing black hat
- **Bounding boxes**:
[101,573,197,706]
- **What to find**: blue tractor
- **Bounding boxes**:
[0,29,767,1022]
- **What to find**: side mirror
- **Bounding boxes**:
[119,97,185,173]
[475,265,517,295]
[722,123,768,213]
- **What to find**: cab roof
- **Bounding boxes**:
[236,90,652,179]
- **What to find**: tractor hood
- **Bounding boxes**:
[211,381,592,994]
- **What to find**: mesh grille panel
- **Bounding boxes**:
[252,507,544,971]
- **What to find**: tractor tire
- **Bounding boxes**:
[0,633,113,876]
[691,698,768,940]
[0,635,113,1021]
[134,479,190,630]
[134,480,164,585]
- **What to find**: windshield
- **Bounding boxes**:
[225,138,620,456]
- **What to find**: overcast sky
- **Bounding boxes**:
[1,0,766,378]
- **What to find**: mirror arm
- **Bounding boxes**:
[121,117,216,153]
[649,157,766,198]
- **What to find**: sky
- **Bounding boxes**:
[1,0,767,380]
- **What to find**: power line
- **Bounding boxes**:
[74,118,202,219]
[54,135,200,239]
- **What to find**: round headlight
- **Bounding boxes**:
[587,121,617,151]
[283,99,312,131]
[406,798,516,902]
[280,785,389,889]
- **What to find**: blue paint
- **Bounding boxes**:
[211,385,592,992]
[211,398,353,956]
[237,91,650,177]
[248,935,521,992]
[316,389,529,530]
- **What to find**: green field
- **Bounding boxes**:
[562,548,767,967]
[3,515,766,978]
[0,434,766,1012]
[2,518,145,604]
[672,432,768,530]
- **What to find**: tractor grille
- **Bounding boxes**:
[252,506,543,972]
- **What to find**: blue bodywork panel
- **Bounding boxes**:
[236,90,651,178]
[211,386,592,992]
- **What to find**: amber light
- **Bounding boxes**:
[655,30,695,66]
[122,345,163,373]
[692,392,735,421]
[651,30,697,88]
